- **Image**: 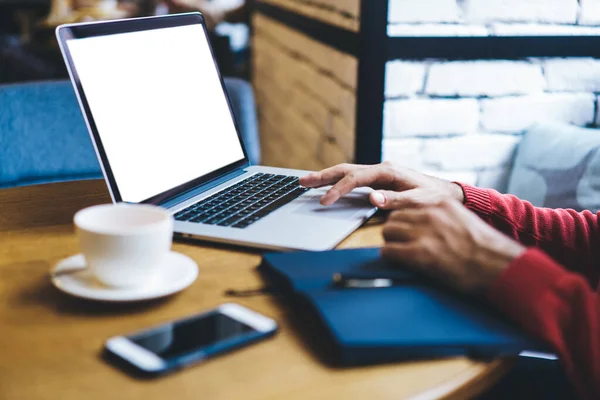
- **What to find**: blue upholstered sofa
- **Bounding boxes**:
[0,78,260,189]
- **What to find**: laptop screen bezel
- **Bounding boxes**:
[56,13,250,205]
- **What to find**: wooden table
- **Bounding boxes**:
[0,180,512,400]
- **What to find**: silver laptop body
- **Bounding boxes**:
[56,13,376,252]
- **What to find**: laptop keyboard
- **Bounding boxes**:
[173,173,310,229]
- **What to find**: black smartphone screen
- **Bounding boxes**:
[128,312,256,360]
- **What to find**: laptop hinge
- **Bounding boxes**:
[158,168,249,209]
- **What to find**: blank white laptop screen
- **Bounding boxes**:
[66,24,245,203]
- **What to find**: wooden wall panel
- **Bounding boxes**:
[258,0,361,32]
[252,13,358,170]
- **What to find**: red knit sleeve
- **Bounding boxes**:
[488,249,600,400]
[457,183,600,287]
[455,184,600,399]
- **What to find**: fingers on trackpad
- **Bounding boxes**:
[293,193,373,220]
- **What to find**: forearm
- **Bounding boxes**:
[457,183,599,284]
[487,249,600,400]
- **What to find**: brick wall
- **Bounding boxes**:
[384,0,600,190]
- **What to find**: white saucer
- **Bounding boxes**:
[50,251,198,302]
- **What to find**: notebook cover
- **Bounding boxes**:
[260,248,547,366]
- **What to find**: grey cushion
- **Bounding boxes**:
[224,77,261,166]
[507,122,600,212]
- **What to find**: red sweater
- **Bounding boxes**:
[459,184,600,400]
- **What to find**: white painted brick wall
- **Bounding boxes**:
[597,96,600,126]
[544,58,600,92]
[388,23,600,38]
[382,0,600,191]
[491,23,600,36]
[388,24,489,37]
[426,61,545,97]
[384,98,479,137]
[388,0,459,24]
[580,0,600,25]
[480,94,596,132]
[385,61,426,98]
[463,0,579,24]
[422,135,521,170]
[381,138,424,170]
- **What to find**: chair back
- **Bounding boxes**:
[0,78,260,188]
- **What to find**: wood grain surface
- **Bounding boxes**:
[252,13,357,170]
[0,180,512,400]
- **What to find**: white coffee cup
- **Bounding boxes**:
[74,203,174,288]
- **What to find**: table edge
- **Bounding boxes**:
[407,358,514,400]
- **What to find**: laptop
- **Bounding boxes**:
[55,13,376,252]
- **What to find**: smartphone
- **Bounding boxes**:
[104,303,278,376]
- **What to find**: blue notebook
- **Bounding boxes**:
[260,248,546,366]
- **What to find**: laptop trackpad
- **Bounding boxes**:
[293,192,372,220]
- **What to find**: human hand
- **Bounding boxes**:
[381,198,526,294]
[299,162,465,209]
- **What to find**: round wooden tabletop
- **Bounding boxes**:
[0,180,512,400]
